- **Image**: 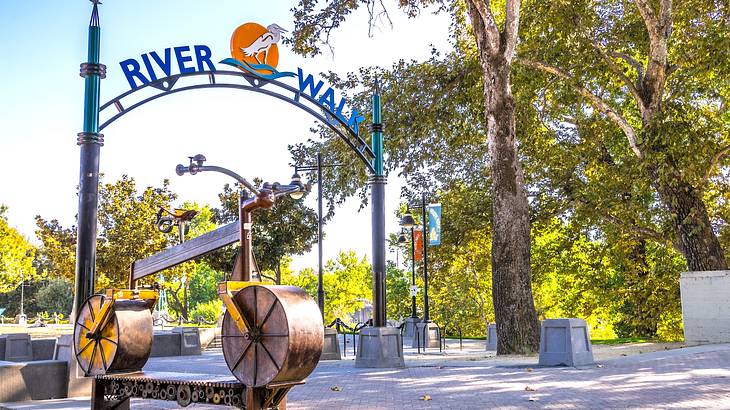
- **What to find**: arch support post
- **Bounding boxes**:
[356,81,405,368]
[73,1,106,321]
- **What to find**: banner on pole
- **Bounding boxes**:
[428,203,442,246]
[414,228,424,261]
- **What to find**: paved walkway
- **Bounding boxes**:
[3,340,730,409]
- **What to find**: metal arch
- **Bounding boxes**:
[98,70,376,174]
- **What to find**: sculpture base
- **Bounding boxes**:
[412,321,441,348]
[320,327,342,360]
[355,327,405,368]
[403,317,420,338]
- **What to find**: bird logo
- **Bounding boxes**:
[220,22,296,80]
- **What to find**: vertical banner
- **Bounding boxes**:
[414,228,424,261]
[428,203,442,246]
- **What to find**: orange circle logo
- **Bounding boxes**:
[230,22,286,74]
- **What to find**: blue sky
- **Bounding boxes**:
[0,0,451,271]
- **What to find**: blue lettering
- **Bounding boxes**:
[318,88,336,112]
[297,68,324,98]
[174,46,195,74]
[194,45,215,72]
[140,54,158,82]
[120,58,149,89]
[150,48,172,77]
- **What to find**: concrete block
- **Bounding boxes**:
[403,317,420,338]
[150,331,181,357]
[4,334,32,362]
[412,321,441,348]
[538,318,594,367]
[0,360,68,402]
[681,270,730,344]
[171,327,202,356]
[320,327,342,360]
[198,327,221,349]
[31,339,56,361]
[355,327,405,368]
[55,334,91,397]
[486,324,497,351]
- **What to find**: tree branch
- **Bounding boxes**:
[590,42,647,116]
[702,145,730,184]
[606,50,645,78]
[633,0,661,42]
[504,0,521,61]
[467,0,501,55]
[517,58,644,159]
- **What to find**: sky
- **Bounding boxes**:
[0,0,452,272]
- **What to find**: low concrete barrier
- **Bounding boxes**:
[150,327,202,357]
[31,338,56,360]
[486,324,497,351]
[4,334,32,362]
[0,360,67,402]
[321,327,342,360]
[538,318,594,367]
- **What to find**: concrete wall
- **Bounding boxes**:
[0,360,68,402]
[681,270,730,344]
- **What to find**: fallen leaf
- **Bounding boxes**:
[420,395,432,401]
[621,353,628,356]
[596,364,604,368]
[526,368,533,372]
[524,386,537,392]
[330,386,342,392]
[528,396,539,402]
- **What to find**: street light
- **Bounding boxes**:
[155,206,199,323]
[294,152,343,321]
[400,193,440,348]
[176,154,305,282]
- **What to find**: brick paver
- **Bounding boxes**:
[137,343,730,409]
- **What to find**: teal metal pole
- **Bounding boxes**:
[370,80,387,327]
[73,1,106,319]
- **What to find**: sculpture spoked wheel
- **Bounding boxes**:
[221,284,324,387]
[74,290,157,376]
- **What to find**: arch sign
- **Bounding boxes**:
[105,21,374,172]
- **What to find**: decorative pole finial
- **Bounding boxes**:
[89,0,101,27]
[374,77,380,95]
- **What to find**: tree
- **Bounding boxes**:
[36,278,74,316]
[210,183,318,283]
[517,0,729,271]
[0,205,39,292]
[385,261,411,321]
[289,0,540,353]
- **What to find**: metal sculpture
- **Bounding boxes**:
[74,162,322,409]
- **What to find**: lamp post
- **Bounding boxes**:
[155,207,198,322]
[397,228,417,320]
[176,154,305,282]
[400,193,440,348]
[294,152,343,321]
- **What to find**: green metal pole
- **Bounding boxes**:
[73,1,106,319]
[370,80,387,327]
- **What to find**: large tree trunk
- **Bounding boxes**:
[651,166,728,271]
[468,0,540,354]
[484,54,541,354]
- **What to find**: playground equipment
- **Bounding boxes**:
[73,163,323,409]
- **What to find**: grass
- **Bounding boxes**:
[591,337,656,345]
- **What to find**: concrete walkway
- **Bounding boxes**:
[3,340,730,409]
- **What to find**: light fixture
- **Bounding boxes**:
[289,172,305,200]
[397,231,408,244]
[400,210,415,229]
